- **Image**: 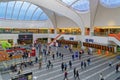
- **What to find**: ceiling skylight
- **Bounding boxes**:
[60,0,89,12]
[0,1,48,21]
[100,0,120,8]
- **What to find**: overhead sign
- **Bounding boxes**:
[85,39,94,43]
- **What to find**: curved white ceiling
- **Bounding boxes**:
[5,0,120,36]
[21,0,85,35]
[0,0,85,35]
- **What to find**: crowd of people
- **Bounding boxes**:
[3,43,120,80]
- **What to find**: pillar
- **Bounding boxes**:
[89,28,94,36]
[54,27,57,35]
[47,29,51,43]
[13,39,18,46]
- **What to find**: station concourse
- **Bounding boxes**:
[0,0,120,80]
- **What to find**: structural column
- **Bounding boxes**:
[90,28,94,36]
[47,29,51,43]
[54,27,57,35]
[54,27,57,46]
[13,39,18,46]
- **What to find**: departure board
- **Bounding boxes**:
[83,42,114,52]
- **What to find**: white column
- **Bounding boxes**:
[13,39,18,45]
[48,38,51,43]
[80,35,85,50]
[54,28,57,35]
[90,28,94,36]
[47,29,51,43]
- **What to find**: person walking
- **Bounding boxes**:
[56,51,59,57]
[46,60,51,69]
[69,60,72,68]
[59,52,62,58]
[81,61,84,69]
[52,54,55,60]
[61,62,64,71]
[72,54,74,61]
[76,70,80,80]
[79,50,82,60]
[64,63,67,71]
[73,67,77,78]
[35,56,38,63]
[39,61,42,69]
[17,68,22,75]
[46,62,49,69]
[64,70,68,80]
[87,58,91,66]
[108,61,112,67]
[116,64,119,73]
[84,61,87,69]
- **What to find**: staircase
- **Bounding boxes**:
[48,32,64,46]
[108,33,120,46]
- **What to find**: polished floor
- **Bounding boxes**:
[1,45,120,80]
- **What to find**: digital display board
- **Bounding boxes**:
[57,40,78,45]
[83,42,114,52]
[12,72,32,80]
[17,39,32,44]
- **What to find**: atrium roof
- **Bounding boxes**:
[60,0,89,12]
[0,1,48,21]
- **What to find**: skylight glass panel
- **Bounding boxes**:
[6,2,14,19]
[72,0,89,12]
[100,0,120,8]
[61,0,76,5]
[60,0,89,12]
[12,1,23,20]
[0,2,7,19]
[32,8,43,20]
[18,2,30,20]
[39,13,48,20]
[0,1,48,21]
[25,4,38,20]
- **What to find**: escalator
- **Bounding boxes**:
[108,33,120,46]
[109,33,120,41]
[48,32,64,46]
